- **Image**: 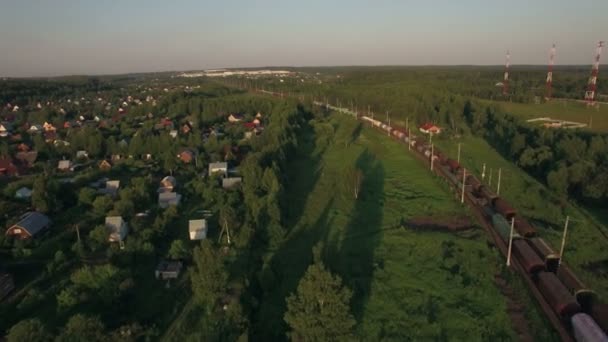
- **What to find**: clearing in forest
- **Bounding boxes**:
[253,114,517,340]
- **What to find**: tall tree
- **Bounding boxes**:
[55,314,106,342]
[191,240,228,310]
[6,319,52,342]
[284,257,356,341]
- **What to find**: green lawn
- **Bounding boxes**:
[434,135,608,300]
[485,100,608,133]
[253,114,517,340]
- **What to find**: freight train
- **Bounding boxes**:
[358,115,608,341]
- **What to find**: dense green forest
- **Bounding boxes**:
[239,67,608,205]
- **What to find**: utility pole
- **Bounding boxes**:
[558,216,570,267]
[506,217,515,266]
[457,143,461,163]
[461,168,466,203]
[496,168,502,195]
[408,127,411,151]
[481,163,486,181]
[430,144,434,171]
[489,168,493,187]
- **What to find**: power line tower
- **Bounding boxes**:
[503,50,510,96]
[585,41,604,106]
[546,43,556,100]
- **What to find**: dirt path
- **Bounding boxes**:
[495,275,535,342]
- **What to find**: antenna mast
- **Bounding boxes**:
[585,41,604,106]
[503,50,510,96]
[546,44,556,100]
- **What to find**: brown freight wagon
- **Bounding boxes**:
[590,302,608,334]
[466,174,482,192]
[514,217,537,238]
[493,197,516,220]
[478,185,498,204]
[512,240,545,274]
[536,271,581,320]
[528,237,560,273]
[446,159,460,173]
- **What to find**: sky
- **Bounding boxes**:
[0,0,607,77]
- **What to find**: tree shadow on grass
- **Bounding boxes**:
[281,120,327,231]
[325,148,385,322]
[253,198,337,341]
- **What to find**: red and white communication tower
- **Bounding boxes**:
[585,41,604,105]
[503,50,510,96]
[546,44,556,100]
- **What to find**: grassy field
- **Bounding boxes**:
[250,114,524,340]
[434,135,608,300]
[487,99,608,133]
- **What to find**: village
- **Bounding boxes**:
[0,79,274,333]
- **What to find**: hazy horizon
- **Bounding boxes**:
[1,0,606,77]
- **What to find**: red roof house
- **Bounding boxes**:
[419,123,442,135]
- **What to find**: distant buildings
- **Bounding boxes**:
[178,69,292,78]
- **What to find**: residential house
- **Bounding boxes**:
[15,151,38,167]
[0,158,18,177]
[57,160,72,172]
[54,140,70,148]
[158,192,181,208]
[181,123,192,134]
[99,160,112,171]
[243,122,257,130]
[419,123,442,135]
[155,117,174,131]
[159,176,176,192]
[76,150,89,159]
[111,154,123,162]
[0,272,15,301]
[12,105,20,112]
[5,212,51,239]
[43,122,56,132]
[118,138,129,150]
[15,187,32,199]
[189,219,207,240]
[43,131,57,142]
[28,124,43,133]
[178,150,195,164]
[256,112,263,119]
[155,260,183,280]
[99,180,120,197]
[228,113,244,123]
[222,177,242,189]
[16,143,30,152]
[169,130,178,139]
[0,123,11,137]
[208,162,228,177]
[105,216,128,242]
